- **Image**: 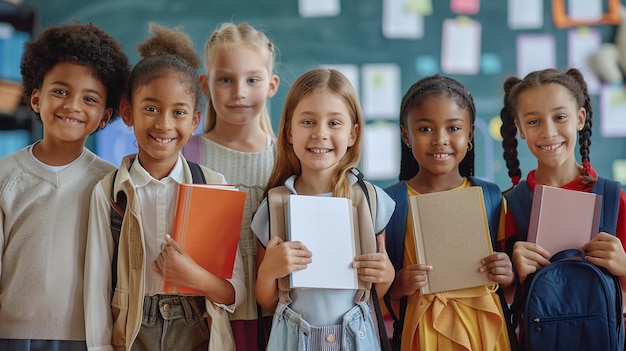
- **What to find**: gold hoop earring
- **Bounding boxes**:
[467,141,473,151]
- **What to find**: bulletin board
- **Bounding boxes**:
[22,0,626,189]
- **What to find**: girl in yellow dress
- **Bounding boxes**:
[383,75,515,351]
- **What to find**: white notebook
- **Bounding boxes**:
[287,195,358,290]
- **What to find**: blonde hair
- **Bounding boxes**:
[264,68,363,199]
[203,22,276,137]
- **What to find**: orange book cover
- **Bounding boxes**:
[163,183,246,294]
[528,185,602,255]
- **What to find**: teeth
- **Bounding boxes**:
[59,116,81,124]
[310,148,330,154]
[540,143,562,151]
[433,153,449,158]
[154,137,173,143]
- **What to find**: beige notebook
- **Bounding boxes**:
[409,187,494,294]
[528,185,602,255]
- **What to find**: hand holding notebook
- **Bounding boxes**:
[162,183,247,294]
[528,185,602,255]
[409,187,494,294]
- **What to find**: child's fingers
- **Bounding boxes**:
[352,257,382,269]
[514,241,551,259]
[267,235,284,248]
[376,234,387,254]
[404,263,432,272]
[354,252,387,262]
[152,258,164,276]
[164,234,184,254]
[284,241,312,257]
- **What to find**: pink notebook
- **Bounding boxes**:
[528,185,602,255]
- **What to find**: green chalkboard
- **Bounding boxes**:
[22,0,626,189]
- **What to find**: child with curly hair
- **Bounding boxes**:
[0,22,130,350]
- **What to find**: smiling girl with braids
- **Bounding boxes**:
[499,67,626,344]
[384,74,514,351]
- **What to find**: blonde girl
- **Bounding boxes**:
[183,23,279,350]
[252,67,395,350]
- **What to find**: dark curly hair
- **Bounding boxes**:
[20,22,130,122]
[500,68,595,188]
[127,22,203,111]
[398,74,476,181]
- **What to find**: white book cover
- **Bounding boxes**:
[287,195,358,289]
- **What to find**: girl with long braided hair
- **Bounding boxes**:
[499,68,626,346]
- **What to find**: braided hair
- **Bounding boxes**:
[500,68,594,187]
[398,74,476,181]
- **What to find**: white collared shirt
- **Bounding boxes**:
[129,155,185,295]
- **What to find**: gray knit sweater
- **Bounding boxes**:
[192,136,275,320]
[0,146,115,340]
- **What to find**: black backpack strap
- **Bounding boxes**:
[108,170,125,296]
[351,168,392,351]
[186,160,206,184]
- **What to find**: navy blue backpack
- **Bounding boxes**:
[521,249,623,351]
[506,178,625,351]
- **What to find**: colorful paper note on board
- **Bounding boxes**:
[362,63,400,119]
[164,183,246,294]
[508,0,543,29]
[441,17,481,75]
[298,0,340,17]
[382,0,424,39]
[567,28,601,95]
[600,84,626,137]
[451,0,479,15]
[362,122,399,180]
[516,34,555,78]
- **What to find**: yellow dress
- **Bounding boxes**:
[399,179,511,351]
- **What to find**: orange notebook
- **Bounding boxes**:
[528,185,602,255]
[163,183,247,294]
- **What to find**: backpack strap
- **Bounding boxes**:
[186,160,206,184]
[591,177,621,235]
[183,134,203,164]
[469,177,503,248]
[381,181,409,344]
[267,186,293,304]
[504,180,532,239]
[350,169,392,351]
[105,170,124,297]
[383,182,408,274]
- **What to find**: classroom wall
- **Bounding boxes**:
[20,0,626,190]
